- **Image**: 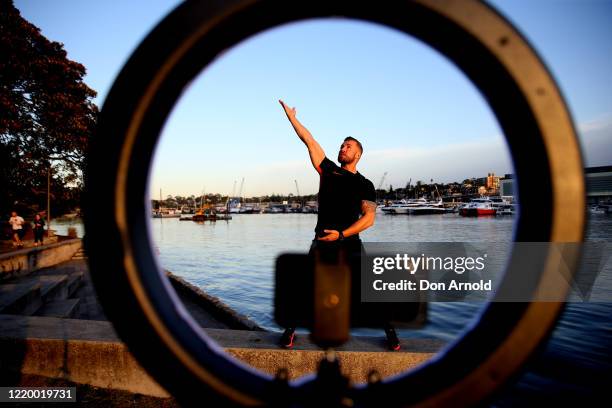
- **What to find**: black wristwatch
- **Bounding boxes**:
[337,231,345,241]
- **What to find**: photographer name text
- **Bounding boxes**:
[373,279,492,291]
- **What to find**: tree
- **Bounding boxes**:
[0,0,98,216]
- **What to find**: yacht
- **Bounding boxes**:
[460,198,497,216]
[152,208,182,218]
[488,196,510,210]
[498,203,517,216]
[381,198,430,214]
[408,199,446,215]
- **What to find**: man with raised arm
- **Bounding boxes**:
[278,99,400,351]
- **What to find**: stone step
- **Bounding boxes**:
[0,274,80,317]
[71,248,87,260]
[35,268,84,297]
[75,295,107,320]
[25,275,69,303]
[35,298,80,318]
[65,271,84,296]
[0,282,42,315]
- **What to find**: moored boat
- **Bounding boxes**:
[460,198,497,216]
[408,199,446,215]
[381,198,431,214]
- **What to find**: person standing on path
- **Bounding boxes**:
[32,213,45,247]
[278,99,400,351]
[9,211,25,248]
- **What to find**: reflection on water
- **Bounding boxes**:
[50,217,86,237]
[150,213,514,333]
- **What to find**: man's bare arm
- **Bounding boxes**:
[318,200,376,241]
[279,99,325,174]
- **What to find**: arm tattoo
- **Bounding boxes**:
[362,200,377,213]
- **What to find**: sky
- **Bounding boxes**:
[14,0,612,198]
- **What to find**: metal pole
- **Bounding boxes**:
[47,166,51,234]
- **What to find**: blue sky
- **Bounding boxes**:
[15,0,612,197]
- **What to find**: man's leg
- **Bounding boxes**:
[347,241,400,351]
[279,327,296,348]
[384,322,400,351]
[278,239,323,348]
[278,241,319,348]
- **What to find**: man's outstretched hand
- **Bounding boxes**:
[279,99,296,118]
[279,98,325,174]
[318,229,340,241]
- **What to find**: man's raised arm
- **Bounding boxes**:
[279,99,325,174]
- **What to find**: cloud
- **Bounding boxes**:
[579,116,612,167]
[361,138,513,188]
[578,114,612,134]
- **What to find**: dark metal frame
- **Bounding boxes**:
[85,0,585,406]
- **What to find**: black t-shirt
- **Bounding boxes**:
[315,157,376,239]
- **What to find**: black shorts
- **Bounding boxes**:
[309,237,363,263]
[15,229,25,239]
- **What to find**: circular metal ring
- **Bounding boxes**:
[85,0,585,406]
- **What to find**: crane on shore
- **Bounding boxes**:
[238,177,245,207]
[294,179,301,198]
[294,179,303,209]
[377,172,388,191]
[376,172,388,202]
[231,180,237,200]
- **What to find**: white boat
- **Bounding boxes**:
[488,196,510,210]
[408,199,446,215]
[152,208,182,218]
[589,205,606,214]
[460,198,497,216]
[498,203,517,216]
[381,198,431,214]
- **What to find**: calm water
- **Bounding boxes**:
[66,212,611,401]
[150,213,514,335]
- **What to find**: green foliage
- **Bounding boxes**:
[0,0,97,217]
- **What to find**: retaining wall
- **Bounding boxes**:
[0,239,82,281]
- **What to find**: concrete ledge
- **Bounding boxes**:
[0,315,169,398]
[0,315,445,397]
[0,239,82,281]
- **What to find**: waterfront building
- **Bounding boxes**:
[486,172,500,191]
[500,176,514,202]
[495,166,611,205]
[586,166,612,204]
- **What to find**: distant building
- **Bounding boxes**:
[496,167,611,204]
[500,178,514,201]
[475,177,487,187]
[586,166,612,204]
[486,173,500,191]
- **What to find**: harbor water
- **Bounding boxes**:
[55,213,611,401]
